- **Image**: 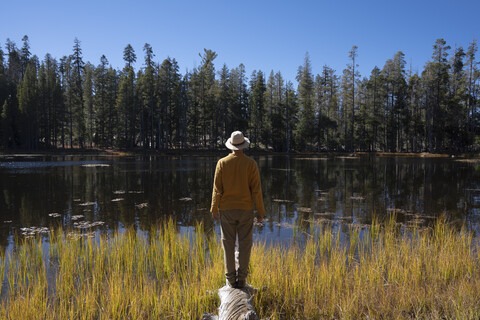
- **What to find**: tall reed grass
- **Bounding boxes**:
[0,217,479,319]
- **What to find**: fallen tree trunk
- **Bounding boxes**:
[202,285,259,320]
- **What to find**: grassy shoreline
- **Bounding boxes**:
[1,218,480,319]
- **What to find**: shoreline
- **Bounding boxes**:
[0,147,477,158]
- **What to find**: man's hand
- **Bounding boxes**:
[211,211,220,220]
[256,214,264,224]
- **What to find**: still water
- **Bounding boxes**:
[1,153,480,249]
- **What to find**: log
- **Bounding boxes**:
[202,284,259,320]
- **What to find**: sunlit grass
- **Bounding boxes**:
[1,217,480,319]
[251,217,480,319]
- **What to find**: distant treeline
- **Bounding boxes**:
[0,36,478,152]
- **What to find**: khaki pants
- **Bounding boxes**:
[220,210,254,286]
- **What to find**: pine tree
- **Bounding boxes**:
[381,51,408,151]
[216,64,232,143]
[271,71,286,151]
[3,39,22,148]
[197,49,217,148]
[116,44,138,149]
[466,39,478,145]
[95,57,119,149]
[0,42,8,148]
[285,80,297,152]
[105,66,118,148]
[321,65,340,150]
[296,52,315,150]
[157,57,182,149]
[228,64,249,135]
[168,59,182,148]
[264,70,276,149]
[365,66,385,151]
[60,55,74,148]
[340,70,351,150]
[186,69,200,147]
[123,44,136,69]
[70,38,85,148]
[94,55,109,147]
[59,55,70,148]
[37,60,48,147]
[249,70,266,149]
[83,63,94,148]
[356,78,370,150]
[5,39,22,85]
[38,54,62,148]
[20,35,31,77]
[314,68,339,151]
[422,39,451,151]
[406,71,422,152]
[340,46,360,151]
[17,60,39,149]
[1,98,19,148]
[0,44,6,103]
[138,43,156,148]
[117,64,137,149]
[349,46,359,151]
[446,46,467,151]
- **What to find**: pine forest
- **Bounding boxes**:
[0,36,479,153]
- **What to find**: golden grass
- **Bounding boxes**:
[1,217,480,319]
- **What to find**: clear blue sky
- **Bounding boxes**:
[1,0,479,84]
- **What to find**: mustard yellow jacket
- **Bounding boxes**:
[210,152,265,215]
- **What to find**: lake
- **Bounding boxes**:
[0,153,479,250]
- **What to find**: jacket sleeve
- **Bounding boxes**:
[210,160,223,213]
[249,161,265,215]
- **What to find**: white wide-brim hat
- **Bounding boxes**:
[225,131,250,150]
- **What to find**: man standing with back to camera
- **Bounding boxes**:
[210,131,265,289]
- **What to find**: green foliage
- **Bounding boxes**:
[228,64,249,135]
[116,66,137,149]
[123,44,136,68]
[17,61,39,149]
[381,51,408,152]
[83,63,94,148]
[157,57,182,149]
[0,36,479,152]
[339,46,361,151]
[37,54,62,148]
[71,38,86,148]
[296,53,316,150]
[137,45,157,149]
[249,70,266,148]
[199,49,218,149]
[94,55,111,148]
